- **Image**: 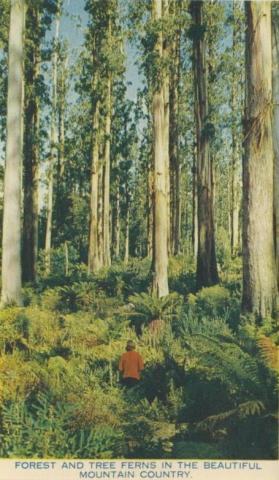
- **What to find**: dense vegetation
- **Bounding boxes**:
[0,0,278,460]
[0,256,278,458]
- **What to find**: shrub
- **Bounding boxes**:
[168,255,196,295]
[123,398,177,457]
[0,307,32,352]
[172,440,223,459]
[187,285,231,317]
[40,288,62,311]
[128,292,182,333]
[61,313,109,355]
[24,307,62,354]
[0,393,124,458]
[0,353,42,403]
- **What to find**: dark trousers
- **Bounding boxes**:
[121,377,139,387]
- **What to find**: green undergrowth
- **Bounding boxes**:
[0,257,278,458]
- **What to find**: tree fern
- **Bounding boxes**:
[195,400,265,433]
[128,292,182,331]
[180,332,262,399]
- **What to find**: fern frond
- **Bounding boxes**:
[196,400,265,432]
[182,333,262,396]
[257,336,279,372]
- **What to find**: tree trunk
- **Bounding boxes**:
[112,159,120,259]
[163,0,170,256]
[45,14,60,274]
[22,4,40,284]
[147,107,154,259]
[230,4,240,258]
[151,0,169,297]
[147,157,154,259]
[56,55,68,232]
[192,144,198,259]
[191,0,219,288]
[103,75,111,267]
[272,9,279,289]
[169,0,181,256]
[242,1,277,318]
[230,135,240,257]
[124,195,130,265]
[1,0,25,306]
[58,56,67,178]
[88,86,100,273]
[98,142,104,268]
[64,241,69,277]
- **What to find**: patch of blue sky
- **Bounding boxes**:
[46,0,142,102]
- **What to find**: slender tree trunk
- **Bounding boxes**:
[56,55,68,232]
[45,14,60,274]
[243,1,277,318]
[88,84,100,273]
[147,157,154,259]
[147,107,154,258]
[112,159,120,259]
[169,0,181,255]
[230,144,239,257]
[191,0,219,288]
[151,0,169,297]
[58,102,65,175]
[115,183,120,258]
[230,144,240,257]
[230,6,240,257]
[162,0,170,256]
[1,0,25,306]
[272,10,279,288]
[64,241,69,276]
[45,141,54,273]
[103,75,111,267]
[58,56,67,178]
[192,144,198,259]
[124,193,130,265]
[22,4,40,284]
[98,142,104,267]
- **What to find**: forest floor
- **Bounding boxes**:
[0,256,278,459]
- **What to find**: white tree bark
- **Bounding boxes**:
[152,0,169,297]
[1,0,25,306]
[88,93,100,273]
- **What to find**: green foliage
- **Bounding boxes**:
[123,397,177,457]
[0,392,124,458]
[0,308,30,351]
[0,0,277,460]
[195,400,265,433]
[168,255,196,295]
[0,258,277,460]
[172,441,223,459]
[216,227,231,269]
[187,285,231,317]
[128,292,182,332]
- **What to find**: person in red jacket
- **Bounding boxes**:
[119,340,144,387]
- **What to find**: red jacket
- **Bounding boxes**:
[119,351,144,380]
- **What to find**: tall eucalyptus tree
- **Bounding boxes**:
[1,0,25,306]
[243,1,277,318]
